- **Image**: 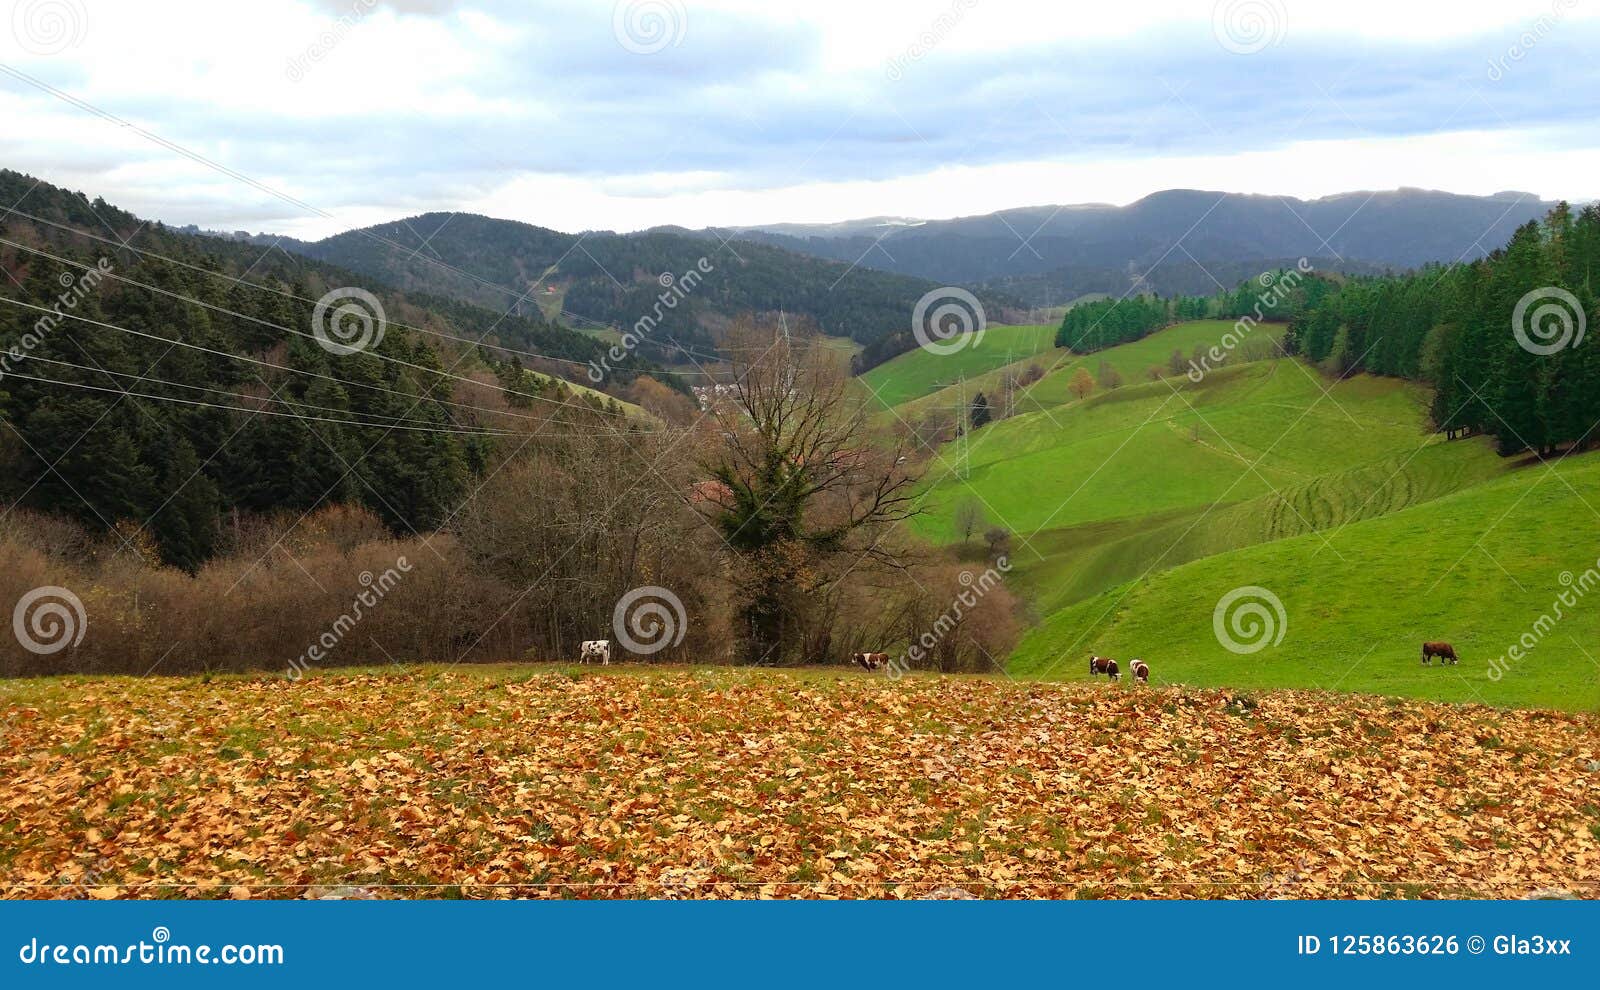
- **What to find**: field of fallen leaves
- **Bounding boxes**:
[2,665,1597,899]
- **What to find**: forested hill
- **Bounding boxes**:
[292,213,997,354]
[1286,202,1600,457]
[1030,202,1600,460]
[0,169,646,570]
[708,188,1560,297]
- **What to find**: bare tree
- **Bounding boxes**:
[983,525,1011,559]
[694,319,921,664]
[953,498,985,545]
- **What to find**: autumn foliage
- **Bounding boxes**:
[3,667,1596,899]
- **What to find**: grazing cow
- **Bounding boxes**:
[1130,659,1149,684]
[853,651,889,671]
[1421,641,1458,665]
[1089,655,1120,681]
[580,640,611,665]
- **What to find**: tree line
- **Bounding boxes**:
[1285,204,1600,456]
[1054,277,1307,353]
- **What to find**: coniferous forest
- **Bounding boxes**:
[0,171,646,571]
[1285,204,1600,455]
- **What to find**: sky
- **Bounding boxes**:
[0,0,1596,239]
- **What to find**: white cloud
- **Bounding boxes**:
[0,0,1594,237]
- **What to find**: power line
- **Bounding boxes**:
[0,235,610,414]
[0,369,553,436]
[0,295,653,437]
[7,352,524,435]
[0,204,692,376]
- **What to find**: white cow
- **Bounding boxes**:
[580,640,611,665]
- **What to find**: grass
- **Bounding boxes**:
[858,324,1057,409]
[862,318,1597,712]
[1020,320,1285,409]
[914,357,1433,542]
[1008,450,1600,711]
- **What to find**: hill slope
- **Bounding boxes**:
[1010,450,1600,711]
[858,323,1056,409]
[292,213,1009,356]
[865,317,1600,711]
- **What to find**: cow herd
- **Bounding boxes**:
[1088,655,1149,684]
[586,639,1458,680]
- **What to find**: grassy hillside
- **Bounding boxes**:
[1010,439,1508,616]
[4,666,1595,898]
[1019,320,1284,409]
[915,357,1432,542]
[858,324,1057,408]
[865,318,1600,712]
[1010,451,1600,711]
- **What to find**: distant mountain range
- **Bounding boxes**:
[192,187,1571,346]
[675,188,1563,305]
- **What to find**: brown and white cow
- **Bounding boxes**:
[1421,641,1458,665]
[853,651,889,671]
[1089,655,1120,681]
[1130,659,1149,684]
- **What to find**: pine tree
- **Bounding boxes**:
[969,392,991,430]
